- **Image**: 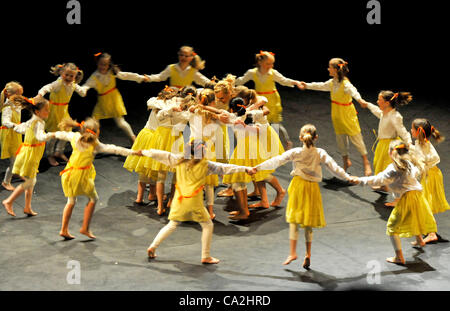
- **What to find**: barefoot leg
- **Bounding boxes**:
[3,184,25,216]
[60,201,75,239]
[23,187,37,216]
[282,239,298,265]
[362,154,372,176]
[136,181,146,204]
[79,200,96,239]
[423,232,438,244]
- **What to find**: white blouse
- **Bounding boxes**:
[411,141,440,171]
[38,78,87,98]
[256,146,350,183]
[235,69,299,88]
[141,149,249,175]
[305,78,362,101]
[145,64,210,87]
[53,132,134,157]
[359,161,422,198]
[156,106,191,133]
[13,114,53,142]
[366,103,412,144]
[82,70,147,91]
[1,100,22,128]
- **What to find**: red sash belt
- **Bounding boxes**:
[99,87,117,96]
[50,101,69,106]
[15,142,46,155]
[175,183,204,203]
[331,100,353,106]
[60,163,92,176]
[257,90,277,95]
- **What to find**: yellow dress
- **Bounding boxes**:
[145,126,184,173]
[45,80,73,132]
[1,106,22,159]
[286,176,326,227]
[168,158,211,223]
[60,133,97,198]
[169,64,196,89]
[386,190,437,238]
[12,120,46,179]
[373,138,395,174]
[421,166,450,214]
[123,128,157,179]
[92,72,127,120]
[252,68,283,124]
[330,79,361,136]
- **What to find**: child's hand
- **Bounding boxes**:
[172,106,182,112]
[348,176,360,184]
[296,81,307,90]
[358,100,368,108]
[133,150,143,156]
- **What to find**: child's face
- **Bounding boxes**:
[328,62,338,77]
[178,49,194,65]
[410,124,418,138]
[36,103,50,120]
[258,58,274,73]
[62,69,77,84]
[215,90,231,106]
[97,58,110,74]
[377,94,391,110]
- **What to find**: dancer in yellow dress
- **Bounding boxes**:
[410,119,449,244]
[236,50,303,149]
[2,95,54,217]
[144,45,210,90]
[299,58,372,176]
[82,52,149,143]
[356,140,437,265]
[143,140,252,264]
[251,124,356,269]
[37,62,86,166]
[53,118,140,239]
[1,82,24,191]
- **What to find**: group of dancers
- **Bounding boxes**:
[1,46,448,268]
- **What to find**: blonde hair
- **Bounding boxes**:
[214,74,235,96]
[330,58,349,82]
[59,117,100,147]
[389,140,424,174]
[50,62,84,84]
[412,118,445,145]
[299,124,318,148]
[255,51,275,68]
[179,46,205,70]
[9,94,49,114]
[234,85,257,105]
[1,81,23,110]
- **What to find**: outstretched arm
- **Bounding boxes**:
[141,149,183,167]
[207,161,252,176]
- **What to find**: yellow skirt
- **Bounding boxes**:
[189,136,219,187]
[222,133,273,183]
[286,176,326,227]
[331,102,361,136]
[168,190,210,223]
[258,124,285,161]
[263,91,283,124]
[144,126,184,172]
[12,144,46,179]
[45,104,70,132]
[61,165,97,198]
[124,128,155,177]
[0,128,22,159]
[422,166,450,214]
[215,124,230,163]
[386,190,437,237]
[92,89,127,120]
[373,138,394,175]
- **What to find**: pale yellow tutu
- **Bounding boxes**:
[373,138,394,175]
[12,143,46,179]
[263,91,283,124]
[422,166,450,214]
[0,128,22,159]
[61,165,97,198]
[92,89,127,120]
[286,176,326,227]
[386,190,437,237]
[124,128,156,177]
[144,126,184,172]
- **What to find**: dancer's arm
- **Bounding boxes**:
[235,69,253,86]
[142,65,171,83]
[53,131,77,141]
[207,161,252,176]
[359,165,397,187]
[365,102,382,118]
[96,142,138,157]
[318,149,351,181]
[392,113,412,146]
[255,148,299,171]
[116,71,149,83]
[1,106,17,128]
[141,149,183,167]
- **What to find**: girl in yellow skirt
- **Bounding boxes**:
[361,91,412,204]
[2,95,54,217]
[1,82,24,191]
[357,140,437,265]
[299,58,372,176]
[143,46,210,90]
[251,124,355,269]
[82,52,150,143]
[53,117,141,239]
[410,119,449,244]
[143,140,252,264]
[236,50,303,150]
[37,62,86,166]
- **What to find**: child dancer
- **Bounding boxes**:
[361,91,412,204]
[144,140,252,264]
[298,58,372,176]
[53,117,141,239]
[144,46,210,90]
[251,124,355,269]
[82,52,149,143]
[1,82,24,191]
[357,140,437,265]
[2,95,54,217]
[37,62,86,166]
[236,50,303,149]
[410,119,449,244]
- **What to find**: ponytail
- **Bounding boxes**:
[412,118,445,145]
[59,117,99,146]
[299,124,318,148]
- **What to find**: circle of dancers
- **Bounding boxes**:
[1,46,448,269]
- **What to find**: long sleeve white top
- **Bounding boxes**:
[38,78,87,98]
[53,131,135,156]
[141,149,249,175]
[359,162,422,198]
[235,69,299,88]
[305,78,362,101]
[13,114,53,141]
[411,141,440,171]
[256,146,350,182]
[366,103,412,144]
[1,101,22,128]
[145,97,170,131]
[145,64,210,87]
[156,106,191,131]
[82,70,147,91]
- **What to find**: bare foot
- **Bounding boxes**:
[364,165,372,177]
[166,199,172,209]
[228,213,249,220]
[157,207,166,216]
[54,152,69,162]
[23,209,38,217]
[302,256,311,269]
[201,257,220,264]
[344,158,352,171]
[79,229,96,239]
[1,182,15,191]
[229,211,239,216]
[48,156,59,167]
[271,189,286,207]
[385,201,397,207]
[59,231,75,240]
[423,233,439,244]
[386,256,405,265]
[247,191,260,197]
[209,213,216,220]
[147,247,156,258]
[410,240,426,247]
[2,200,16,217]
[282,255,298,265]
[217,188,233,197]
[248,202,270,209]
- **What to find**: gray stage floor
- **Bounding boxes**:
[0,88,449,291]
